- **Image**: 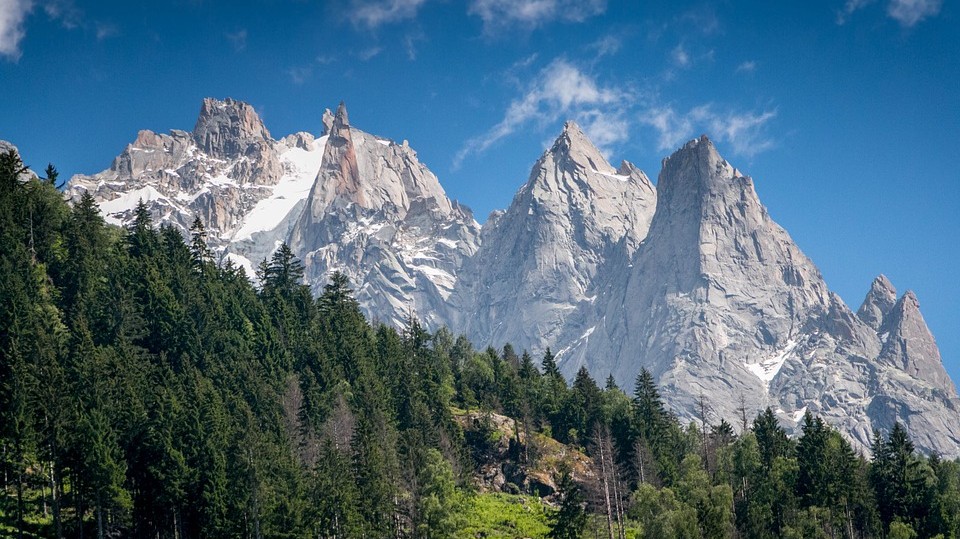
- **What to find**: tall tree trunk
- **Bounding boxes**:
[41,463,48,517]
[78,478,85,539]
[96,493,104,539]
[51,459,63,539]
[16,467,25,539]
[594,426,615,539]
[612,462,626,539]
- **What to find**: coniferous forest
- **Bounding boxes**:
[2,151,960,539]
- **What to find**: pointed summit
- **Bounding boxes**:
[192,97,271,158]
[321,108,335,136]
[540,120,620,178]
[331,102,350,134]
[878,290,955,393]
[857,274,898,330]
[307,101,361,214]
[456,121,656,357]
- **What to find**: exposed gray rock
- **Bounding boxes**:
[69,98,481,330]
[288,102,481,329]
[66,99,297,244]
[456,121,656,355]
[0,140,39,181]
[858,274,898,330]
[878,290,955,393]
[64,102,960,457]
[550,136,959,456]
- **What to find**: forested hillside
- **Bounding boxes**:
[2,149,959,538]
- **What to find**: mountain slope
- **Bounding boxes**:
[67,98,480,330]
[64,101,960,456]
[554,136,959,455]
[456,121,656,355]
[286,103,480,328]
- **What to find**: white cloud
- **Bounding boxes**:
[836,0,873,24]
[578,110,630,150]
[42,0,80,29]
[0,0,33,61]
[348,0,427,29]
[887,0,941,26]
[455,59,629,166]
[589,35,622,58]
[357,45,382,60]
[837,0,942,27]
[225,29,247,52]
[403,28,425,60]
[736,60,756,73]
[468,0,606,34]
[94,21,117,41]
[671,44,689,67]
[286,65,312,85]
[639,104,777,157]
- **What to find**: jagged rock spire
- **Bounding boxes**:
[456,120,656,358]
[192,97,272,158]
[879,290,955,393]
[308,101,362,212]
[321,108,335,136]
[857,274,898,330]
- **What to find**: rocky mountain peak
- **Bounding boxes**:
[543,120,617,177]
[857,274,898,330]
[192,97,272,158]
[878,290,956,394]
[321,108,335,136]
[304,102,361,215]
[331,102,350,134]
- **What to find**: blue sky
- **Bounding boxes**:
[2,0,958,380]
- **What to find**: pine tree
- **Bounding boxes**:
[549,464,587,539]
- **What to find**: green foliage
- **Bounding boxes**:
[458,493,551,538]
[1,152,958,539]
[548,465,587,539]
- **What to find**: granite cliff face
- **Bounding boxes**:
[455,121,656,354]
[549,136,959,455]
[67,98,479,330]
[287,103,480,329]
[65,100,960,456]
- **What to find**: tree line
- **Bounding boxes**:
[2,149,959,538]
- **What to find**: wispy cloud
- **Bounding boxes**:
[348,0,427,29]
[578,109,630,150]
[94,21,117,41]
[639,104,777,157]
[887,0,942,27]
[837,0,942,27]
[225,28,247,52]
[455,58,629,166]
[468,0,606,34]
[589,35,622,58]
[736,60,756,73]
[357,45,382,60]
[836,0,873,24]
[286,65,312,85]
[671,44,690,68]
[403,28,425,60]
[0,0,33,61]
[42,0,81,28]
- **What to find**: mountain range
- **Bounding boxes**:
[61,97,960,457]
